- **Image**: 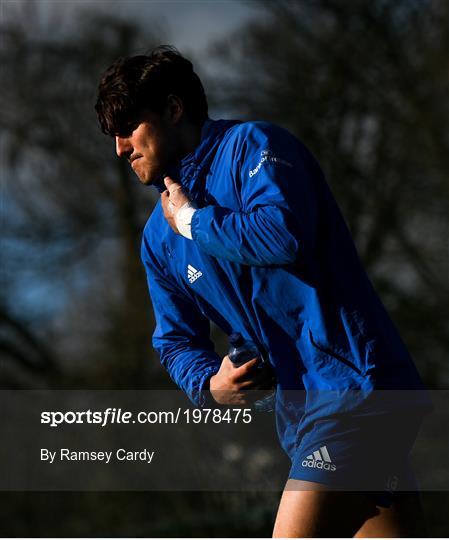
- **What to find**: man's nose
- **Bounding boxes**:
[115,136,132,158]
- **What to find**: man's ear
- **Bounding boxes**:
[166,94,184,124]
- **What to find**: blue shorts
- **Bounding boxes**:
[289,410,424,508]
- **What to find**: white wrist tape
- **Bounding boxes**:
[175,202,197,240]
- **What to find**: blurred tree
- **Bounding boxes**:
[1,1,448,538]
[0,4,167,388]
[207,0,449,386]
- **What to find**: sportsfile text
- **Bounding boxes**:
[42,408,136,427]
[41,407,252,427]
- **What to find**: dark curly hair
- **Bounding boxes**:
[95,45,208,136]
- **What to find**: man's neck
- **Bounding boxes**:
[178,118,207,161]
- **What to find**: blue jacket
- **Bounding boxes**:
[141,119,430,458]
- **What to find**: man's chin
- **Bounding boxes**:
[137,171,165,191]
[137,175,153,186]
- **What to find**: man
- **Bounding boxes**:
[95,46,431,537]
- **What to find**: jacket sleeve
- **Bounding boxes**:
[141,236,221,406]
[190,123,317,266]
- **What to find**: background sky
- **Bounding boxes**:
[2,0,258,54]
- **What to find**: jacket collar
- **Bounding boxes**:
[152,118,241,197]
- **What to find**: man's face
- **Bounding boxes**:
[115,110,177,186]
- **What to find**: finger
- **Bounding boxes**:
[164,176,182,194]
[231,359,260,383]
[234,394,250,405]
[162,191,178,215]
[232,358,260,380]
[164,176,175,189]
[215,391,247,406]
[171,187,190,207]
[160,191,171,215]
[238,379,260,389]
[234,368,276,390]
[160,192,180,233]
[236,369,274,388]
[161,190,176,215]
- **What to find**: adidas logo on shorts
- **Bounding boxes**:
[301,445,337,471]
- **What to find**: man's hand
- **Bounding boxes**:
[209,355,275,405]
[161,176,192,235]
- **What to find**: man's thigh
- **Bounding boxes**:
[273,481,428,538]
[354,492,427,538]
[273,480,378,538]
